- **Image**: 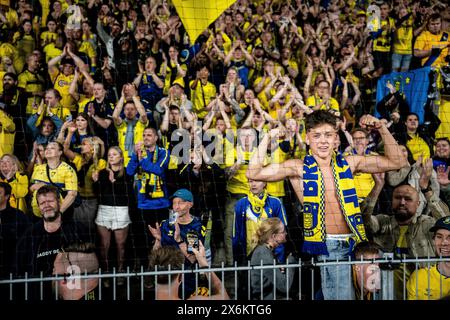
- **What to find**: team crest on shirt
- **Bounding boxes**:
[58,80,67,87]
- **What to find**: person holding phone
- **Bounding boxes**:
[148,188,206,296]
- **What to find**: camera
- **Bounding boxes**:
[186,231,199,254]
[168,209,178,225]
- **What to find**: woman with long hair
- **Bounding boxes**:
[0,154,29,213]
[250,217,295,300]
[57,112,94,153]
[92,147,134,287]
[220,67,245,103]
[63,131,106,237]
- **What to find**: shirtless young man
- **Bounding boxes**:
[246,110,406,299]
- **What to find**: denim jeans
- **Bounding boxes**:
[317,237,355,300]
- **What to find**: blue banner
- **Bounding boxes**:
[375,67,431,124]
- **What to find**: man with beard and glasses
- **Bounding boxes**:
[0,73,28,161]
[15,185,88,300]
[361,172,450,300]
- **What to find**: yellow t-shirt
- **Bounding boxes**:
[40,31,58,47]
[225,144,256,195]
[393,16,413,55]
[189,80,217,119]
[396,225,409,251]
[407,264,450,300]
[34,104,72,125]
[373,17,395,52]
[43,43,63,63]
[50,71,77,112]
[306,94,340,113]
[162,62,187,95]
[406,133,431,161]
[30,162,78,216]
[72,155,106,197]
[415,31,450,67]
[0,110,16,157]
[78,41,97,67]
[0,172,29,213]
[267,141,287,197]
[18,70,45,115]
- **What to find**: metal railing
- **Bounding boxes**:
[1,256,449,301]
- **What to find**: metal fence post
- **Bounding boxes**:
[379,253,394,300]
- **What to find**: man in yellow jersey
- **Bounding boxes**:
[112,83,149,166]
[190,65,216,119]
[405,113,431,161]
[17,53,45,116]
[48,44,88,114]
[371,2,395,76]
[407,216,450,300]
[414,13,450,68]
[392,6,414,72]
[223,126,258,266]
[306,80,340,116]
[362,171,450,300]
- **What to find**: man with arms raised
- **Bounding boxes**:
[247,110,406,299]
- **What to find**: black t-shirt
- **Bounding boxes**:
[16,219,89,277]
[35,229,64,276]
[94,169,135,207]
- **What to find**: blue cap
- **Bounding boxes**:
[170,189,193,203]
[430,217,450,233]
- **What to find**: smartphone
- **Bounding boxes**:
[186,231,199,254]
[168,209,178,225]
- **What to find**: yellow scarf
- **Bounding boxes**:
[138,147,164,199]
[247,190,268,214]
[302,152,367,255]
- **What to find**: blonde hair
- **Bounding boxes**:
[255,217,284,245]
[0,154,24,174]
[107,146,124,178]
[81,136,105,167]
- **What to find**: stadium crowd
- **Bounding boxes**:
[0,0,449,300]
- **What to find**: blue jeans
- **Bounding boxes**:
[317,238,355,300]
[392,53,412,72]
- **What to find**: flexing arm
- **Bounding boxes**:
[247,131,302,181]
[350,115,407,173]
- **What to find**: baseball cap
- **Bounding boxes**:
[430,216,450,233]
[172,78,185,89]
[170,189,193,202]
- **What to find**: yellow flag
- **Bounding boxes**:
[172,0,237,45]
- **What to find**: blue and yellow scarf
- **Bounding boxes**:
[302,152,367,255]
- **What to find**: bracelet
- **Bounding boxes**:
[421,183,432,194]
